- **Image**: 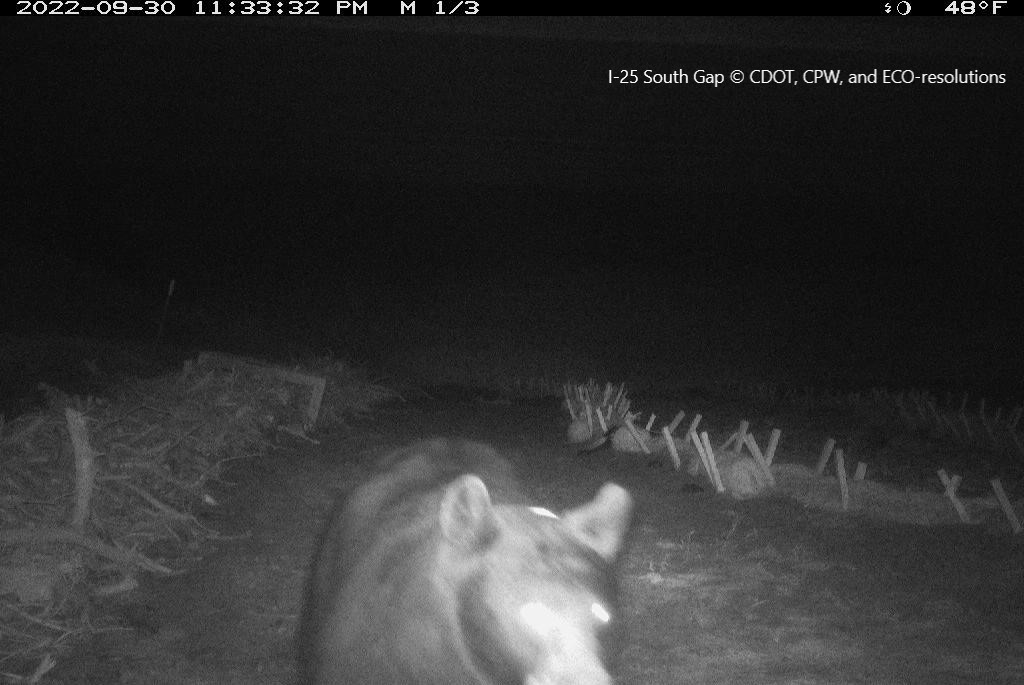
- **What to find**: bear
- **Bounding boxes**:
[297,438,633,685]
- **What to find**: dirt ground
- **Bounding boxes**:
[45,395,1024,685]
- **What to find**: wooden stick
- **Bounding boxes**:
[661,426,681,470]
[765,429,781,466]
[689,430,713,483]
[835,448,849,510]
[815,438,836,475]
[645,414,656,431]
[0,526,175,575]
[937,469,971,523]
[686,413,702,439]
[613,383,625,410]
[596,407,609,434]
[990,479,1022,534]
[666,409,686,435]
[112,479,195,522]
[65,408,97,533]
[302,374,329,429]
[743,433,775,487]
[734,420,749,454]
[699,431,725,493]
[618,398,631,418]
[719,431,739,452]
[623,416,651,454]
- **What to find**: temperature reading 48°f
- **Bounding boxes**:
[945,1,1008,13]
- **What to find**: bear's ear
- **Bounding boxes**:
[561,484,633,562]
[439,475,497,549]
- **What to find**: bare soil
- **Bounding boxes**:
[45,396,1024,685]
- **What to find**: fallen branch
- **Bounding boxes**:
[937,469,970,524]
[0,527,177,576]
[990,479,1022,534]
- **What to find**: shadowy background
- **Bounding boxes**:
[3,17,1022,399]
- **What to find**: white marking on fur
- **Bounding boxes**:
[529,506,559,519]
[520,601,560,636]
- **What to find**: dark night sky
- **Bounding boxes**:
[3,17,1023,395]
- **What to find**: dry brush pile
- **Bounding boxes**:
[0,352,397,682]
